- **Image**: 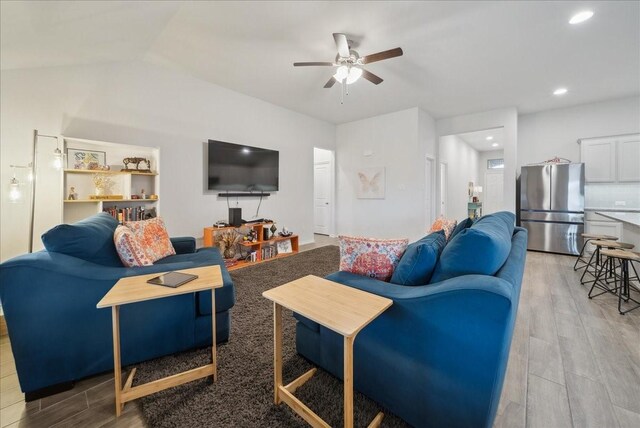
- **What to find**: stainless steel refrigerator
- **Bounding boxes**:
[520,163,585,255]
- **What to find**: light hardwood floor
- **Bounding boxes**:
[2,242,639,427]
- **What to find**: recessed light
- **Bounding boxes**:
[486,136,494,141]
[569,10,594,25]
[492,143,499,148]
[242,148,251,154]
[553,88,568,96]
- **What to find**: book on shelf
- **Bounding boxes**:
[103,206,147,223]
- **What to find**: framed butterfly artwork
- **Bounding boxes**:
[356,167,385,199]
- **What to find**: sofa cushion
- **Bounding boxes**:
[430,211,515,283]
[390,230,446,286]
[113,225,153,267]
[449,217,474,241]
[339,236,408,282]
[41,213,122,267]
[124,217,175,262]
[429,216,458,240]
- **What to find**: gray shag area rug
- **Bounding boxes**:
[134,245,409,427]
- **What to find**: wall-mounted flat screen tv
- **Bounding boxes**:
[207,140,279,191]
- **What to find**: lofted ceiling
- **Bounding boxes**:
[2,1,639,124]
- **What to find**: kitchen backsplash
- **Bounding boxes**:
[585,183,640,209]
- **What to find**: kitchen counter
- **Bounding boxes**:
[596,211,640,227]
[585,207,640,213]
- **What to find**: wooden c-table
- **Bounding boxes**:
[263,275,393,428]
[97,265,223,416]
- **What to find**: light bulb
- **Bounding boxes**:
[52,148,63,170]
[346,67,363,84]
[333,66,348,82]
[8,177,21,203]
[569,10,594,25]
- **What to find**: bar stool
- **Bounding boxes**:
[589,249,640,315]
[580,240,634,285]
[574,234,619,271]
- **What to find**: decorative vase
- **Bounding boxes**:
[223,245,236,259]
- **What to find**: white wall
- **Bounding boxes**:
[335,107,436,241]
[437,108,518,214]
[439,135,480,220]
[0,61,335,261]
[518,96,640,167]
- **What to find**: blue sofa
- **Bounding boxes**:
[0,213,235,398]
[295,212,527,428]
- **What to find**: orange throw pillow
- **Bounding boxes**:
[113,225,153,267]
[430,216,458,241]
[124,217,175,263]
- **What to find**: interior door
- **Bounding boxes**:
[484,171,504,215]
[314,162,331,235]
[440,162,447,217]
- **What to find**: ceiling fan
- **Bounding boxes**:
[294,33,403,89]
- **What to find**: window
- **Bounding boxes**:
[487,159,504,170]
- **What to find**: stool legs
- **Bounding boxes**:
[574,238,594,271]
[618,260,640,315]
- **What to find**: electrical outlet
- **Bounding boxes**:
[615,201,626,206]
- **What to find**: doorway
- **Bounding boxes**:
[425,156,435,228]
[313,148,334,236]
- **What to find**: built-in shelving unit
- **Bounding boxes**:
[62,136,160,224]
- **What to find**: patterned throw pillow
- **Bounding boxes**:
[339,236,409,282]
[429,216,458,241]
[124,217,176,263]
[113,225,153,267]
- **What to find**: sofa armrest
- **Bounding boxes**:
[170,237,196,254]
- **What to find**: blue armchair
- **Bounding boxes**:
[0,213,235,398]
[295,215,527,428]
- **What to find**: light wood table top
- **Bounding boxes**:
[97,265,223,308]
[263,274,392,337]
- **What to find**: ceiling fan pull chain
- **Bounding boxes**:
[340,80,344,104]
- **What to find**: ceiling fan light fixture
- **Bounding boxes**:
[333,66,349,82]
[346,67,363,84]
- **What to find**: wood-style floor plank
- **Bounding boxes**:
[526,374,572,428]
[565,372,619,428]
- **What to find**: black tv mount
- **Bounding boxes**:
[217,192,270,197]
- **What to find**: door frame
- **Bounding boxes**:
[313,148,336,237]
[439,161,448,217]
[425,156,436,230]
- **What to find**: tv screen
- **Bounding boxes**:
[207,140,279,191]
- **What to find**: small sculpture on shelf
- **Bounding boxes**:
[279,226,293,237]
[67,186,78,200]
[121,157,151,173]
[140,189,146,199]
[92,173,115,196]
[269,223,277,239]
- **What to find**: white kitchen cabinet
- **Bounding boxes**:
[580,137,616,182]
[617,136,640,182]
[585,220,622,239]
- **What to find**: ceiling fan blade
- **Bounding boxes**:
[293,62,335,67]
[333,33,350,58]
[362,69,383,85]
[323,77,338,88]
[362,47,403,64]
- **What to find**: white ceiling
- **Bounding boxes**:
[2,1,639,124]
[456,128,505,152]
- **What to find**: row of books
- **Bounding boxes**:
[255,245,277,262]
[103,206,148,223]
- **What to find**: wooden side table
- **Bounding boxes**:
[263,275,393,428]
[97,265,223,416]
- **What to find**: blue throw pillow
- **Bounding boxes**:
[390,230,446,286]
[449,217,474,241]
[42,213,123,267]
[430,212,515,283]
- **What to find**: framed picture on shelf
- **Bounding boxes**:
[276,239,293,254]
[67,148,106,170]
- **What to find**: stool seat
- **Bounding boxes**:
[582,233,619,240]
[594,241,635,250]
[600,249,640,261]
